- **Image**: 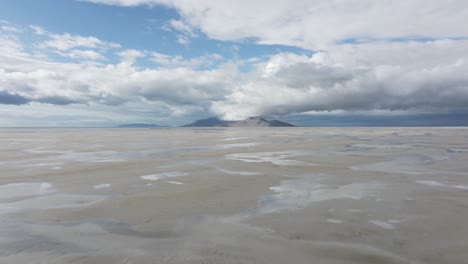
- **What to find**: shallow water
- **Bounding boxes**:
[0,127,467,263]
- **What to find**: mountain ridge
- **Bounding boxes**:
[182,116,295,127]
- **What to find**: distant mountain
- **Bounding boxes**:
[182,116,295,127]
[229,116,295,127]
[116,123,160,128]
[182,117,232,127]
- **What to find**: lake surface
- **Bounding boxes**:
[0,127,467,264]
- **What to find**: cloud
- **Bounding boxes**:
[38,32,120,51]
[0,90,30,105]
[0,34,25,57]
[3,25,468,122]
[163,19,198,45]
[3,7,468,126]
[117,49,147,64]
[1,25,22,33]
[151,52,224,69]
[0,47,236,111]
[82,0,161,6]
[166,19,196,37]
[82,0,468,49]
[29,25,47,35]
[37,96,81,105]
[133,66,235,105]
[57,49,107,61]
[78,1,468,121]
[22,25,123,63]
[0,20,22,33]
[29,25,120,61]
[212,40,468,119]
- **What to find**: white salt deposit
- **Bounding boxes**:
[214,142,260,149]
[417,180,468,190]
[93,184,111,189]
[20,162,64,167]
[417,181,446,187]
[326,219,343,224]
[167,181,183,185]
[217,168,261,176]
[369,220,396,230]
[221,137,245,141]
[141,172,188,181]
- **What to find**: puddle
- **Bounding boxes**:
[0,194,105,215]
[446,148,468,153]
[351,155,454,175]
[0,182,55,199]
[25,148,129,163]
[0,182,107,215]
[416,180,468,190]
[348,143,418,150]
[253,175,382,214]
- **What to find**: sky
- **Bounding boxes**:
[0,0,468,127]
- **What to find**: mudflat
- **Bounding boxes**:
[0,127,467,264]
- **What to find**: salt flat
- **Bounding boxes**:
[0,127,467,264]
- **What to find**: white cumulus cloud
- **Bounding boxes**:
[82,0,468,49]
[4,0,468,126]
[212,40,468,119]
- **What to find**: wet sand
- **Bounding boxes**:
[0,127,467,263]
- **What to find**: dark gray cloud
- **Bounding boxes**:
[37,96,80,105]
[0,90,30,105]
[0,90,81,106]
[274,62,354,88]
